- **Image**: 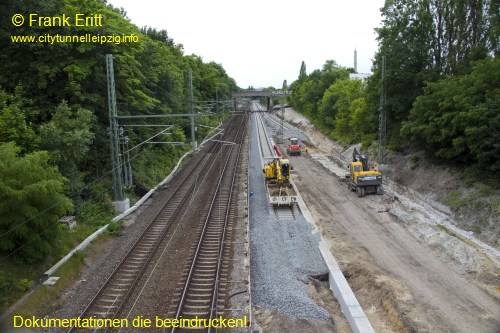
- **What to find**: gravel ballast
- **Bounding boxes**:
[249,112,330,320]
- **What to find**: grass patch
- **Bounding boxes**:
[410,155,421,170]
[0,233,112,330]
[0,223,96,313]
[16,250,86,316]
[472,219,490,234]
[475,183,496,196]
[443,191,467,208]
[491,198,500,211]
[443,185,498,212]
[436,224,459,238]
[106,220,124,237]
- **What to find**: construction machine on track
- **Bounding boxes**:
[263,158,291,184]
[286,137,301,156]
[263,158,297,206]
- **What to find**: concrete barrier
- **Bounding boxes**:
[292,180,375,333]
[319,241,375,333]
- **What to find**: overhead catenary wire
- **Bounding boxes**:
[0,143,152,258]
[125,125,173,153]
[0,89,227,257]
[1,122,200,241]
[0,148,152,262]
[0,120,222,261]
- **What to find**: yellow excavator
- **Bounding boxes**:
[263,158,291,184]
[348,148,383,197]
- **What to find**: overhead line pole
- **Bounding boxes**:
[280,103,284,144]
[189,69,197,149]
[106,54,125,202]
[378,55,387,165]
[106,59,218,207]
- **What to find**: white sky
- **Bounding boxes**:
[108,0,384,89]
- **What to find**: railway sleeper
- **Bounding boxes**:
[197,249,222,254]
[181,311,210,317]
[196,259,219,264]
[93,312,117,318]
[141,240,158,245]
[94,304,119,309]
[194,265,218,271]
[128,254,148,262]
[187,287,215,293]
[114,277,134,281]
[186,294,212,301]
[116,272,137,277]
[204,230,224,236]
[191,272,226,278]
[137,241,156,247]
[184,304,212,310]
[202,240,226,246]
[126,258,147,264]
[186,281,214,287]
[152,224,170,231]
[191,277,216,282]
[99,298,123,304]
[197,254,221,260]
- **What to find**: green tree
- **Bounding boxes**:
[316,78,374,143]
[368,0,497,149]
[0,87,39,153]
[1,0,240,193]
[368,0,436,131]
[431,0,496,75]
[39,101,95,191]
[0,143,72,262]
[298,61,307,82]
[290,60,349,123]
[401,58,500,173]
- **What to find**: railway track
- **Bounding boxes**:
[261,110,296,132]
[272,205,297,221]
[68,113,247,333]
[254,112,277,162]
[167,113,247,332]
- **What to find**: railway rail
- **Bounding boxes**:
[168,113,247,332]
[262,110,297,132]
[254,112,277,163]
[68,113,247,333]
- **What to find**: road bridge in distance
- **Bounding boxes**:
[232,90,291,111]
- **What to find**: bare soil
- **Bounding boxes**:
[279,108,500,333]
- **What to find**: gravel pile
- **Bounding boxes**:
[249,114,330,321]
[264,112,313,145]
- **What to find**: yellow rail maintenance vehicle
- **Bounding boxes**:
[348,148,383,197]
[263,158,297,206]
[263,158,291,184]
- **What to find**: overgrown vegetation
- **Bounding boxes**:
[0,248,88,325]
[289,60,377,150]
[0,224,95,311]
[289,0,498,185]
[0,0,239,310]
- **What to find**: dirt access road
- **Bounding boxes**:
[280,109,500,332]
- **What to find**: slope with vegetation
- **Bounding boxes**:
[288,0,499,245]
[0,0,239,310]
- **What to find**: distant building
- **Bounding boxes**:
[349,73,371,80]
[351,48,371,80]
